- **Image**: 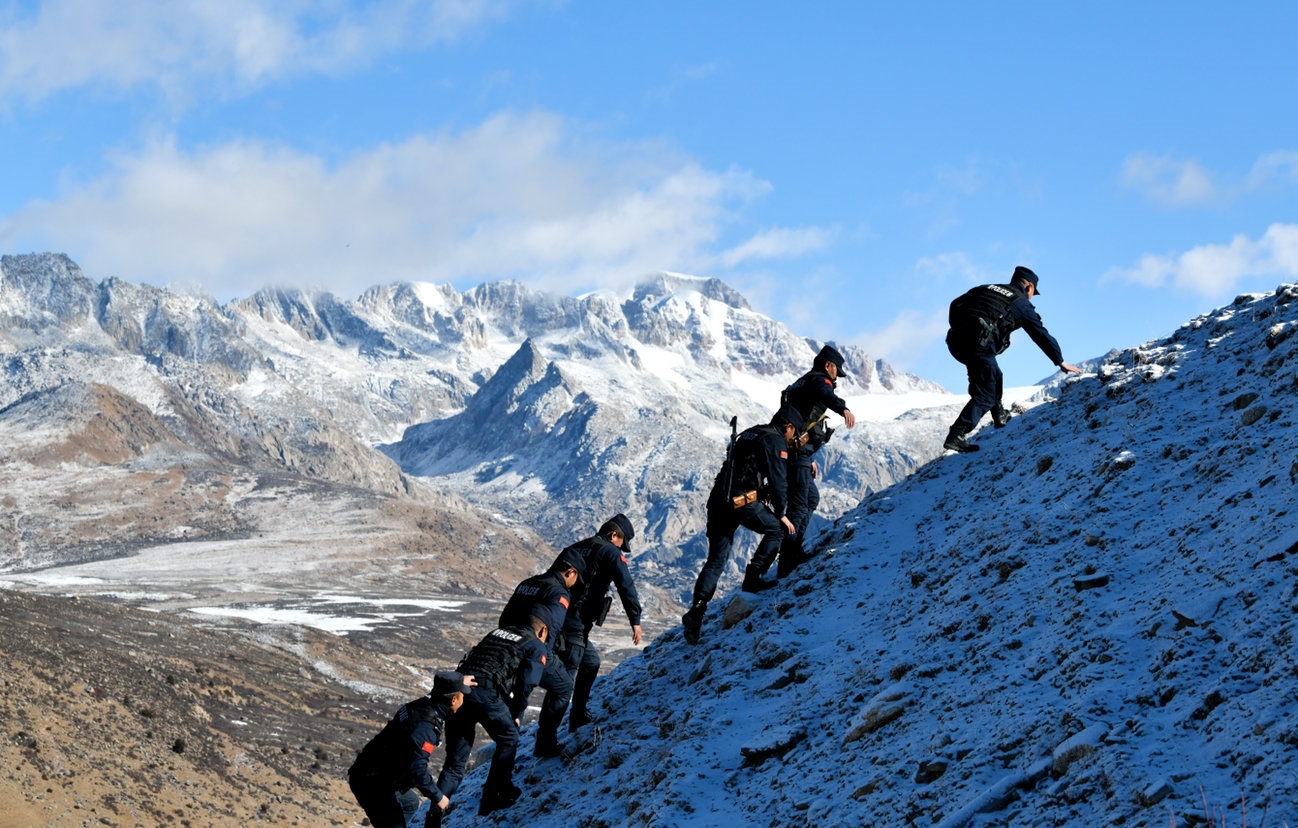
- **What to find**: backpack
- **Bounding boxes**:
[949,284,1018,354]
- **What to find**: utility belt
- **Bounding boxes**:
[731,490,758,509]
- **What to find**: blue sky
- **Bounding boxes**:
[2,1,1296,392]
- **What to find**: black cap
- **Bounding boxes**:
[599,513,635,555]
[1013,266,1040,294]
[553,550,587,581]
[431,671,472,698]
[815,344,845,373]
[528,604,563,635]
[773,404,805,433]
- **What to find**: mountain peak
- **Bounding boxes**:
[0,252,98,328]
[632,271,752,311]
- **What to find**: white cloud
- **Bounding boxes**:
[0,111,780,299]
[717,225,835,268]
[1105,223,1298,296]
[1122,149,1298,207]
[0,0,526,102]
[852,306,949,369]
[1246,150,1298,190]
[914,251,985,284]
[1120,154,1217,207]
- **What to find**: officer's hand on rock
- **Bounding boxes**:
[631,624,642,645]
[437,796,450,812]
[1059,362,1082,375]
[843,409,855,428]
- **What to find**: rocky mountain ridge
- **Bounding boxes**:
[1,253,951,605]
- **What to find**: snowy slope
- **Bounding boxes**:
[442,285,1298,827]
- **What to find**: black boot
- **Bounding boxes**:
[777,542,809,579]
[682,600,706,645]
[943,426,980,453]
[741,564,776,594]
[567,707,595,733]
[991,403,1012,428]
[534,731,564,758]
[478,784,521,816]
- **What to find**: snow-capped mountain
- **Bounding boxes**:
[0,253,954,609]
[437,284,1298,827]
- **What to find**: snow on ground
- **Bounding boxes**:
[439,286,1298,828]
[184,594,470,635]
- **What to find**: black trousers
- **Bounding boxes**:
[349,776,441,828]
[949,343,1002,432]
[561,625,600,719]
[692,498,784,604]
[438,686,520,800]
[535,653,574,740]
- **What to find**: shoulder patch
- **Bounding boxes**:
[779,450,788,459]
[541,654,547,666]
[559,596,569,609]
[822,377,832,386]
[619,554,627,564]
[421,741,435,754]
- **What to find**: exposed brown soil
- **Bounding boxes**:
[0,588,426,828]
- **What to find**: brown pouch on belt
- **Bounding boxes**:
[731,490,758,509]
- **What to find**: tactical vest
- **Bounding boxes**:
[949,283,1020,354]
[458,627,529,691]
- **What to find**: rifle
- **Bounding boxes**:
[724,415,738,498]
[793,410,831,450]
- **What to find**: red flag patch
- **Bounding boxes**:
[559,596,569,609]
[421,741,435,754]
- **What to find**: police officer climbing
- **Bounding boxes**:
[497,556,584,759]
[551,514,643,737]
[776,343,856,577]
[348,671,476,828]
[682,405,804,645]
[437,616,550,817]
[944,266,1081,452]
